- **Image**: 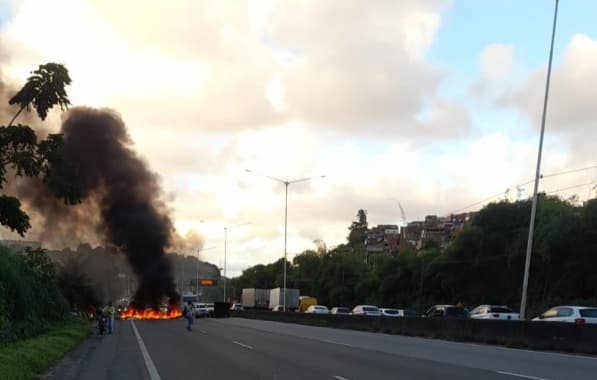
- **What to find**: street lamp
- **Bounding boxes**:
[245,169,326,311]
[224,223,250,302]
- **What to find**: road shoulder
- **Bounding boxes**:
[42,320,148,380]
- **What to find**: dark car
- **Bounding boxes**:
[424,305,470,319]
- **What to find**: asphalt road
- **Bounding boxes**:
[45,317,597,380]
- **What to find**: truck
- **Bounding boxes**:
[241,288,270,309]
[298,296,317,313]
[269,288,299,311]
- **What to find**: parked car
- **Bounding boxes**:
[230,303,244,311]
[193,302,209,317]
[330,307,351,315]
[532,306,597,324]
[271,305,284,312]
[423,305,470,319]
[380,308,400,317]
[206,303,214,317]
[380,308,418,317]
[351,305,382,316]
[397,309,418,317]
[305,305,330,314]
[470,305,520,320]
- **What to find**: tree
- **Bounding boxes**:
[0,63,72,235]
[348,209,368,247]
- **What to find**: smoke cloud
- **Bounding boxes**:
[21,107,181,308]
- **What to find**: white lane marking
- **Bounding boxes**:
[497,371,549,380]
[333,376,350,380]
[319,339,352,347]
[232,340,254,350]
[131,320,162,380]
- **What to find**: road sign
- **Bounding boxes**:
[199,278,215,286]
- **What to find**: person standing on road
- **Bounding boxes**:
[104,303,116,334]
[183,301,194,331]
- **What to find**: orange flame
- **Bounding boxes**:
[120,305,182,320]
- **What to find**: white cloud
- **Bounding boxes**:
[480,43,515,80]
[7,0,591,277]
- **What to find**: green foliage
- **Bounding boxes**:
[0,247,69,344]
[0,319,89,380]
[0,62,75,235]
[0,195,30,236]
[348,209,368,246]
[8,63,71,122]
[231,197,597,315]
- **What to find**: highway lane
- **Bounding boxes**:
[134,317,594,380]
[213,318,597,380]
[45,317,597,380]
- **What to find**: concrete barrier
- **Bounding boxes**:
[232,310,597,355]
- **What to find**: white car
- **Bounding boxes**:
[330,307,351,315]
[230,303,244,311]
[380,308,418,317]
[380,308,400,317]
[533,306,597,324]
[351,305,382,316]
[470,305,520,320]
[305,305,330,314]
[193,302,208,317]
[206,303,214,317]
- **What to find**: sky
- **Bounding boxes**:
[1,0,597,276]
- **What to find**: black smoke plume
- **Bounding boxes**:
[43,107,179,308]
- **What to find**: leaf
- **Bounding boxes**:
[0,195,31,236]
[8,63,72,120]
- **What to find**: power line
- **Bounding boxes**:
[546,180,597,195]
[449,163,597,215]
[540,164,597,180]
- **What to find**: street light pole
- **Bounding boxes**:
[283,182,288,310]
[223,223,249,302]
[520,0,559,320]
[224,227,228,302]
[245,169,325,312]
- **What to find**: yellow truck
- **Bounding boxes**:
[298,296,318,313]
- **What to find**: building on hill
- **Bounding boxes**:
[365,224,400,261]
[399,212,476,251]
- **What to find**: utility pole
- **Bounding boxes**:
[520,0,559,320]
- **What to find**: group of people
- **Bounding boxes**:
[86,303,116,335]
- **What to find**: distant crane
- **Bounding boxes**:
[389,198,407,226]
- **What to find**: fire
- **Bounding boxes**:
[120,305,182,320]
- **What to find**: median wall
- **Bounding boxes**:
[233,310,597,355]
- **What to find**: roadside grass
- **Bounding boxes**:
[0,319,90,380]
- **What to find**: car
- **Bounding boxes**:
[424,305,470,319]
[330,307,351,315]
[305,305,330,314]
[380,308,400,317]
[271,305,285,312]
[351,305,382,316]
[397,309,418,317]
[206,303,214,317]
[193,302,209,317]
[380,308,418,317]
[230,303,244,311]
[470,305,520,320]
[532,306,597,324]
